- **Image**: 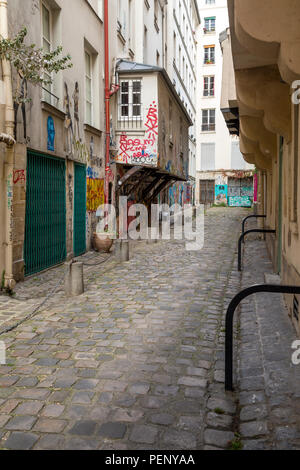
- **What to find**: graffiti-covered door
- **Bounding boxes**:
[228,177,253,207]
[74,163,86,257]
[24,151,66,276]
[200,180,215,204]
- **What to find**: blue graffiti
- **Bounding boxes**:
[47,116,55,151]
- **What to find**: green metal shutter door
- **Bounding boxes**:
[73,163,86,257]
[24,151,66,276]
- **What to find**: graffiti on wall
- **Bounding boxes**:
[63,81,89,164]
[47,116,55,151]
[215,185,228,205]
[116,101,158,166]
[87,178,104,212]
[228,196,252,207]
[13,170,26,185]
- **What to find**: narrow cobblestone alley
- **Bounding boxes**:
[0,208,247,450]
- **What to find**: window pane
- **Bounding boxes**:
[42,5,50,41]
[86,103,92,125]
[43,38,50,53]
[121,81,129,92]
[121,93,129,105]
[133,105,141,116]
[86,78,92,101]
[132,81,141,92]
[121,106,129,116]
[85,52,91,76]
[133,93,141,104]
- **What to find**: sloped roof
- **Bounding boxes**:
[116,60,193,126]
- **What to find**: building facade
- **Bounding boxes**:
[224,0,300,334]
[0,0,198,285]
[164,0,201,205]
[109,0,200,208]
[0,0,106,283]
[196,0,254,207]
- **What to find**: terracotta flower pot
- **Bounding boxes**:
[93,233,114,253]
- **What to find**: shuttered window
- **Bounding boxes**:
[201,143,215,170]
[231,142,246,169]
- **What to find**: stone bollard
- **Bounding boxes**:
[114,239,122,259]
[65,261,84,297]
[120,240,130,262]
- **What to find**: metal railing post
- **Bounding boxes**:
[242,215,266,240]
[238,229,276,271]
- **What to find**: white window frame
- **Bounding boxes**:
[203,76,215,97]
[85,50,93,126]
[204,17,216,33]
[202,109,216,132]
[119,79,142,121]
[204,46,215,65]
[41,1,53,104]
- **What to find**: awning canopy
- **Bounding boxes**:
[116,164,186,204]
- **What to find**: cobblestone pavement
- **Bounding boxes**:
[0,207,246,450]
[237,238,300,450]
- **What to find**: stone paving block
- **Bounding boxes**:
[41,404,65,418]
[33,418,67,433]
[149,413,175,426]
[240,404,268,422]
[34,434,65,450]
[14,401,44,416]
[162,429,197,449]
[207,398,236,415]
[6,415,37,431]
[130,424,158,444]
[98,422,127,439]
[69,420,98,436]
[240,421,268,438]
[128,383,150,395]
[204,429,234,449]
[4,432,39,450]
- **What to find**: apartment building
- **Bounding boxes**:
[109,0,197,208]
[164,0,201,205]
[196,0,254,207]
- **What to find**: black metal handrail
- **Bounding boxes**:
[238,229,276,271]
[225,284,300,391]
[242,215,266,239]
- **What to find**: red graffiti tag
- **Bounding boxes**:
[13,170,26,185]
[145,101,158,138]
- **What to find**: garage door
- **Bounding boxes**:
[24,151,66,276]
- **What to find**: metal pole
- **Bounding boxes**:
[242,215,267,239]
[225,284,300,391]
[238,229,276,271]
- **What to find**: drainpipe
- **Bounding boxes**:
[104,0,110,206]
[104,1,119,208]
[0,0,16,288]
